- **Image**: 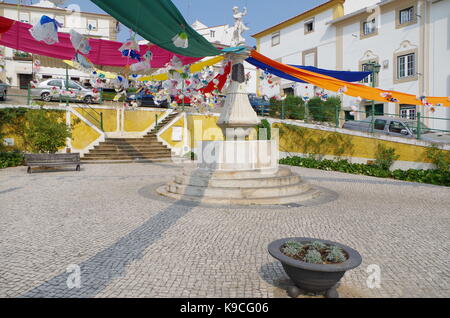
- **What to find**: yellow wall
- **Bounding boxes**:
[275,123,449,163]
[124,110,164,132]
[187,115,223,148]
[71,114,101,151]
[159,115,185,148]
[2,124,26,151]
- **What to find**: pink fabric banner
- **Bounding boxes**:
[0,16,202,68]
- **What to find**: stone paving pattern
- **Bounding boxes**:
[0,163,449,298]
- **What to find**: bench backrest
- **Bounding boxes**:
[25,153,80,164]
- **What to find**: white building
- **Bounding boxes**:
[252,0,450,131]
[191,20,257,94]
[0,0,119,88]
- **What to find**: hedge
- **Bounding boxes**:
[280,156,450,187]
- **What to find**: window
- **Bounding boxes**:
[271,31,280,46]
[399,7,414,25]
[363,19,376,35]
[400,105,417,120]
[283,87,294,96]
[48,80,62,88]
[302,48,318,67]
[19,12,30,23]
[42,75,52,80]
[365,104,384,117]
[304,19,314,34]
[397,53,415,79]
[361,62,377,85]
[87,19,98,31]
[68,81,82,90]
[210,30,215,38]
[374,119,387,131]
[389,121,406,134]
[396,4,417,29]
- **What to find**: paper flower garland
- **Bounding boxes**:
[29,15,62,45]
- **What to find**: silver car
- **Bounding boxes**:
[0,80,8,101]
[31,79,97,104]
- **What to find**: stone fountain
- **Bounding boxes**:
[156,8,320,205]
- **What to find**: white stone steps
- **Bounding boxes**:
[165,181,312,199]
[174,174,302,188]
[182,167,292,180]
[157,187,320,206]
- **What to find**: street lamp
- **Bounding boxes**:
[365,61,381,133]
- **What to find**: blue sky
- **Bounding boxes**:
[8,0,327,45]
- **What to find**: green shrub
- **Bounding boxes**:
[256,119,272,140]
[374,144,400,171]
[307,96,340,123]
[426,145,450,172]
[23,109,71,154]
[280,156,450,187]
[0,152,24,169]
[270,96,305,120]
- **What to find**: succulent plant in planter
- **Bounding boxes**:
[268,237,362,298]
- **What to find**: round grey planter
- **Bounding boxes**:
[268,237,362,296]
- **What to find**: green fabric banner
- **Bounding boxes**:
[91,0,221,58]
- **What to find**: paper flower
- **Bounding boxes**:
[172,31,189,49]
[119,36,141,61]
[337,86,348,94]
[70,30,91,55]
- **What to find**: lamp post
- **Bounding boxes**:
[365,62,381,133]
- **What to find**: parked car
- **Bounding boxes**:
[30,79,98,104]
[0,80,8,101]
[126,87,168,107]
[248,93,270,115]
[343,116,450,144]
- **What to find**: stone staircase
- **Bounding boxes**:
[82,112,179,162]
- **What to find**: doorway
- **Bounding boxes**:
[18,74,33,89]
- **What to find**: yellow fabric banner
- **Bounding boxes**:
[138,56,225,82]
[63,60,117,79]
[251,51,450,107]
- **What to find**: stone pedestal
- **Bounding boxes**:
[217,52,260,141]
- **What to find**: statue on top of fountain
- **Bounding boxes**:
[231,6,249,47]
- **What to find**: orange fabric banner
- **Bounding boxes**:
[250,50,450,107]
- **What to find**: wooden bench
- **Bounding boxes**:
[25,153,81,174]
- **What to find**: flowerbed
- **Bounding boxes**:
[280,156,450,187]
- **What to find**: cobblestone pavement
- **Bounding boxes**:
[0,163,449,298]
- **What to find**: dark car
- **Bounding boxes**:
[126,87,168,107]
[248,93,270,116]
[0,80,8,101]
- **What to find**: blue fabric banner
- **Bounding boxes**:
[246,57,370,84]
